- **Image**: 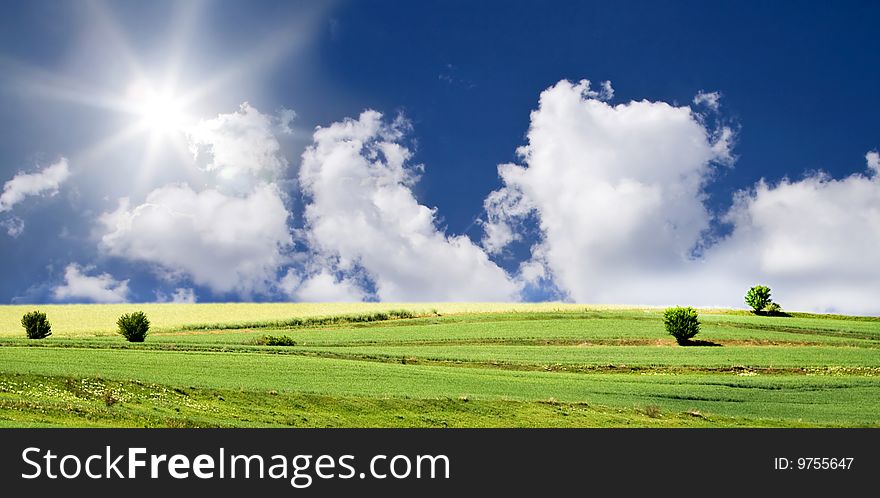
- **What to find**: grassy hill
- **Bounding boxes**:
[0,304,877,427]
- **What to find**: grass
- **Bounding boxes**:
[0,304,878,427]
[0,373,774,428]
[293,344,880,371]
[0,302,608,336]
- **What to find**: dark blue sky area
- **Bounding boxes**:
[310,0,879,231]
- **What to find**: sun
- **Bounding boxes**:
[8,0,315,173]
[126,80,189,137]
[140,92,185,134]
[116,78,195,183]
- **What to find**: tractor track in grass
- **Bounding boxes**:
[286,337,879,348]
[705,321,880,341]
[2,341,877,377]
[157,313,880,344]
[277,349,880,377]
[2,335,877,350]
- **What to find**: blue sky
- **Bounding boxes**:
[0,0,878,313]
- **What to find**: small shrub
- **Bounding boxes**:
[663,306,701,345]
[764,302,783,315]
[21,310,52,339]
[117,311,150,342]
[745,285,772,313]
[255,335,297,346]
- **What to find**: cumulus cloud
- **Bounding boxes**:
[1,216,25,237]
[708,159,880,314]
[867,151,879,176]
[49,82,878,312]
[693,90,721,111]
[299,110,519,301]
[156,287,197,303]
[483,79,731,303]
[579,80,614,101]
[277,107,297,135]
[53,263,129,303]
[97,103,296,299]
[483,78,880,314]
[0,157,70,212]
[280,268,367,302]
[598,80,615,101]
[187,103,290,192]
[100,183,292,296]
[481,185,535,254]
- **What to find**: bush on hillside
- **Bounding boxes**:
[764,302,783,315]
[745,285,772,313]
[663,306,701,345]
[117,311,150,342]
[21,310,52,339]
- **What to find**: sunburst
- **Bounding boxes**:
[3,0,323,184]
[126,80,189,138]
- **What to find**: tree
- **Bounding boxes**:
[117,311,150,342]
[21,310,52,339]
[663,306,701,345]
[745,285,772,313]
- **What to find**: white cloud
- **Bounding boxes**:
[483,78,880,314]
[481,185,535,254]
[277,107,297,135]
[599,80,615,101]
[280,269,367,302]
[100,183,292,296]
[53,263,129,303]
[578,80,614,101]
[693,90,721,111]
[1,216,25,237]
[299,110,520,301]
[707,162,880,314]
[483,79,730,303]
[867,151,879,176]
[710,125,735,165]
[156,287,197,303]
[0,157,70,212]
[518,261,546,284]
[187,103,289,193]
[98,103,297,299]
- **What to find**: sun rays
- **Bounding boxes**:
[126,80,189,138]
[1,0,324,186]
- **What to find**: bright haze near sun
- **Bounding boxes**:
[5,0,322,186]
[125,79,189,139]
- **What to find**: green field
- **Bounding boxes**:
[0,303,878,427]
